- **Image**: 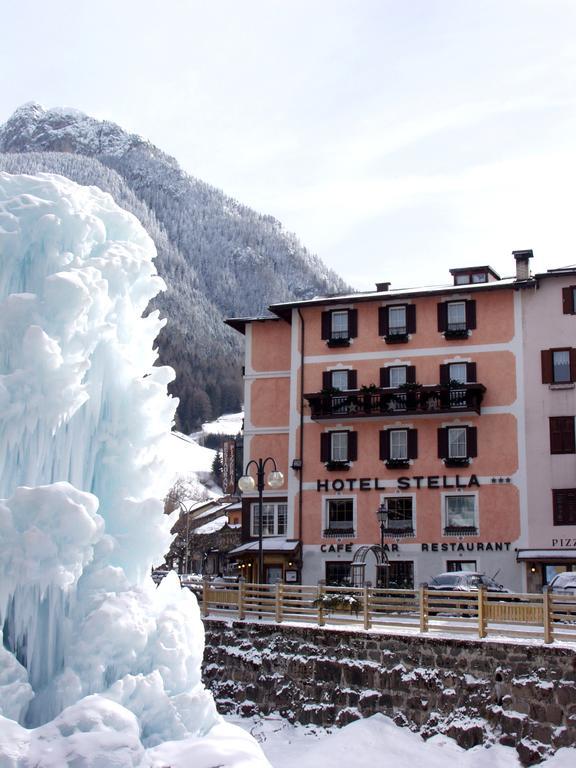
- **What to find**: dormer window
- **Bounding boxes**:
[450,266,500,285]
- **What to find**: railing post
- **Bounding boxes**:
[317,580,326,627]
[202,577,209,618]
[543,586,553,644]
[419,583,428,632]
[478,585,487,638]
[363,582,371,630]
[275,581,284,624]
[238,577,246,621]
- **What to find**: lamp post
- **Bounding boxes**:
[237,457,284,584]
[179,502,193,575]
[377,502,389,588]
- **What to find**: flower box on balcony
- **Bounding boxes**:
[325,461,350,471]
[385,458,410,469]
[385,332,409,344]
[443,457,470,467]
[327,337,350,348]
[443,328,469,340]
[443,526,478,536]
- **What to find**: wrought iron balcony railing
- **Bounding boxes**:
[305,383,486,420]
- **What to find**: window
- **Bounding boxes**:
[320,430,357,466]
[447,560,477,572]
[380,365,416,388]
[250,502,287,537]
[438,426,477,464]
[553,489,576,526]
[325,498,355,536]
[388,561,414,589]
[381,496,414,534]
[541,348,576,384]
[321,309,358,346]
[455,274,469,285]
[550,417,576,454]
[449,363,467,383]
[389,306,406,335]
[325,561,351,586]
[380,428,418,465]
[331,370,349,391]
[437,300,476,337]
[439,361,477,386]
[379,304,416,341]
[471,273,487,283]
[562,285,576,315]
[447,301,466,331]
[322,369,357,392]
[390,430,408,460]
[448,427,467,459]
[444,495,477,534]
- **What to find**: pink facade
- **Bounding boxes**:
[228,255,576,590]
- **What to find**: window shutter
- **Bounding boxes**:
[439,364,450,385]
[467,362,477,382]
[320,433,331,462]
[322,371,331,389]
[570,348,576,383]
[437,427,448,459]
[562,287,574,315]
[380,367,390,387]
[467,426,478,457]
[348,370,358,389]
[466,300,477,330]
[406,365,416,384]
[321,312,331,340]
[408,428,418,459]
[379,430,390,460]
[541,349,553,384]
[348,431,358,461]
[378,306,388,336]
[549,417,573,454]
[348,309,358,338]
[437,302,447,332]
[406,304,416,334]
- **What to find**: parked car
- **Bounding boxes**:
[547,572,576,595]
[428,572,510,593]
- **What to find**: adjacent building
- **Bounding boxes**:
[226,251,576,591]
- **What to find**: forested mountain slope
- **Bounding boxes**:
[0,104,348,430]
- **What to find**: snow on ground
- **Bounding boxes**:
[201,412,243,436]
[167,431,216,475]
[228,713,576,768]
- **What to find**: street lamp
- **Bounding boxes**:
[238,457,284,584]
[179,502,193,575]
[377,502,389,588]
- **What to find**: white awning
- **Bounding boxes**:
[516,549,576,562]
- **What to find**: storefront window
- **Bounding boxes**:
[325,561,351,586]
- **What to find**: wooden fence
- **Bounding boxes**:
[198,581,576,644]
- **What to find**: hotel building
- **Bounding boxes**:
[226,251,576,591]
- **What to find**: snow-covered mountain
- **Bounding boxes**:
[0,103,348,431]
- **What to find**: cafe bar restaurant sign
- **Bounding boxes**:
[316,474,481,492]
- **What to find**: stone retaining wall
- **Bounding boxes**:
[202,619,576,765]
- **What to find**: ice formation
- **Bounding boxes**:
[0,173,268,766]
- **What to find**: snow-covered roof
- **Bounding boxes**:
[516,548,576,561]
[194,516,229,535]
[229,538,300,554]
[268,276,520,318]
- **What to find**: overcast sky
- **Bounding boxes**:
[1,0,576,290]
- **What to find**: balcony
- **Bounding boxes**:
[305,383,486,421]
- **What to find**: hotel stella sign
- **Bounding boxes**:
[316,474,481,492]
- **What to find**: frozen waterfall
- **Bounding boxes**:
[0,173,268,767]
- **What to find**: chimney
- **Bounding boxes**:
[512,250,533,281]
[376,282,391,292]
